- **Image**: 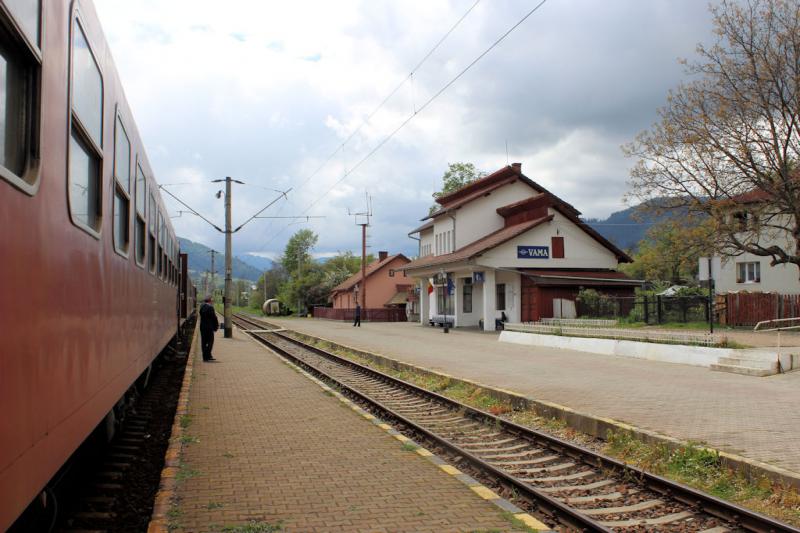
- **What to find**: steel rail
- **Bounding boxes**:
[234,314,800,533]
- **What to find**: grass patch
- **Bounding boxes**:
[401,441,419,451]
[179,435,199,444]
[176,463,200,481]
[219,520,283,532]
[606,430,800,525]
[179,414,193,429]
[222,452,235,458]
[166,506,182,531]
[206,501,224,510]
[499,511,541,533]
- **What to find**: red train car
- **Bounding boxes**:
[0,1,193,528]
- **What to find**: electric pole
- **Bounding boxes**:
[349,193,372,316]
[209,250,217,296]
[162,179,291,339]
[224,176,233,338]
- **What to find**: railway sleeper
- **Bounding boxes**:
[538,479,616,493]
[599,510,695,528]
[566,489,639,504]
[580,499,664,516]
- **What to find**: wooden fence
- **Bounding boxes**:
[312,307,407,322]
[721,292,800,326]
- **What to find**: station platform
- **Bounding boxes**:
[266,317,800,480]
[156,324,532,532]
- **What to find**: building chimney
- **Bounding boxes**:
[378,251,388,261]
[511,162,522,174]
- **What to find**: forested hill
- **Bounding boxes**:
[177,237,263,282]
[585,201,689,252]
[585,205,657,251]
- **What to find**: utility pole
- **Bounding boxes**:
[163,179,290,339]
[224,177,233,338]
[209,250,217,296]
[349,193,372,317]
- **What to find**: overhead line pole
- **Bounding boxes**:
[224,177,233,338]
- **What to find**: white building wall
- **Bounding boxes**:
[419,228,434,257]
[715,254,800,294]
[433,181,533,251]
[713,215,800,294]
[477,211,619,270]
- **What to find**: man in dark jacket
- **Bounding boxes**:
[199,296,220,361]
[353,303,361,327]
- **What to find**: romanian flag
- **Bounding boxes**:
[427,279,434,294]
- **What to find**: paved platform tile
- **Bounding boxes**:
[171,329,531,533]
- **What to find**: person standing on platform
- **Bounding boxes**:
[353,303,361,327]
[199,296,219,361]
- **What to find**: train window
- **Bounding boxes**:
[0,1,42,194]
[149,193,157,273]
[68,130,100,230]
[134,163,146,266]
[4,0,41,47]
[68,20,103,235]
[113,116,131,255]
[71,23,102,147]
[158,212,165,279]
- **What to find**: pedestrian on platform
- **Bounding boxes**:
[199,296,219,361]
[353,303,361,327]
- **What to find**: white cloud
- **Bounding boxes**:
[94,0,714,258]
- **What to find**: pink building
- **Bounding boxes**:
[329,251,411,311]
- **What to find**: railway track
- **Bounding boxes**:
[234,313,798,533]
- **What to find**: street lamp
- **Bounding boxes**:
[439,268,449,334]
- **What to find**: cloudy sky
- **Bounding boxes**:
[93,0,715,260]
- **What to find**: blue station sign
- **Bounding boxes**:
[517,246,549,259]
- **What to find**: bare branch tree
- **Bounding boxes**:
[625,0,800,277]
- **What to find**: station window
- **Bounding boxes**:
[149,193,157,273]
[0,0,42,194]
[113,116,131,255]
[496,283,506,311]
[68,20,103,234]
[134,164,146,266]
[736,262,761,284]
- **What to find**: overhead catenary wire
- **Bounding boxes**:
[291,0,483,196]
[259,0,549,251]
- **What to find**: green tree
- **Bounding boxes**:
[625,0,800,278]
[251,264,289,310]
[429,162,486,214]
[277,229,321,313]
[620,215,716,282]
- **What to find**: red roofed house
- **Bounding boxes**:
[404,163,639,330]
[328,251,412,317]
[709,188,800,294]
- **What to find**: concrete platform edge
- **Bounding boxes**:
[147,323,198,533]
[292,328,800,491]
[243,329,554,532]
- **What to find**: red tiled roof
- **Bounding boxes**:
[428,176,518,218]
[730,189,772,204]
[403,215,554,271]
[520,269,633,279]
[408,220,434,234]
[426,163,580,220]
[331,254,410,293]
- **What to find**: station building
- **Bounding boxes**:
[329,251,411,310]
[403,163,638,330]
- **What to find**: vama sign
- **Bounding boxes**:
[517,246,549,259]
